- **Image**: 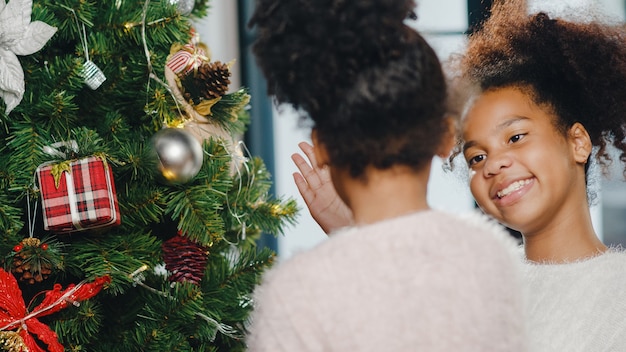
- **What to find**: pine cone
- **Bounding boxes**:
[180,61,231,105]
[162,234,209,285]
[11,246,54,284]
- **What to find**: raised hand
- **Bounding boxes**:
[291,142,353,234]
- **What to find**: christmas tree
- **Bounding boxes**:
[0,0,298,351]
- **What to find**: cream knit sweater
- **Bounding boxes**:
[246,210,527,351]
[523,249,626,352]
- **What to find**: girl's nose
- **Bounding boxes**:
[483,152,513,177]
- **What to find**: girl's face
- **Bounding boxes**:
[461,86,587,235]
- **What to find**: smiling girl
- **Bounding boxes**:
[460,86,606,263]
[452,0,626,256]
[450,0,626,350]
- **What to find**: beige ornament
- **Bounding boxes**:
[164,41,244,174]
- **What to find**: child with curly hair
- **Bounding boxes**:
[245,0,526,351]
[455,0,626,350]
[290,0,626,350]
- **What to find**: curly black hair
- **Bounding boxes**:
[451,0,626,178]
[249,0,448,178]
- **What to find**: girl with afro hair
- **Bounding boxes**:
[288,0,626,350]
[245,0,526,351]
[455,0,626,350]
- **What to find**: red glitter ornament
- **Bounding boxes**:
[162,234,209,285]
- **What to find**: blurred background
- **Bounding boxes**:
[199,0,626,259]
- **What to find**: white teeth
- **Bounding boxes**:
[497,179,532,198]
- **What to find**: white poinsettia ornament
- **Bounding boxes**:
[0,0,57,114]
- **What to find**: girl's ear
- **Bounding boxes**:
[311,129,331,168]
[569,122,592,164]
[436,116,457,158]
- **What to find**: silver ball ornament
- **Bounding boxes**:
[168,0,195,16]
[151,128,203,184]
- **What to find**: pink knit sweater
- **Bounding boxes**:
[246,210,527,351]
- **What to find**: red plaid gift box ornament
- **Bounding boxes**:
[36,155,121,233]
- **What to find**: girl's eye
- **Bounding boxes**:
[467,154,485,167]
[509,134,526,143]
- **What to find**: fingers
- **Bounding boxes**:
[292,172,316,207]
[292,150,325,191]
[298,141,318,168]
[291,152,313,176]
[292,142,321,205]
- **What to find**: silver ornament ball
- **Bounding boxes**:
[168,0,195,16]
[152,128,203,184]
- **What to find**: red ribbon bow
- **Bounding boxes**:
[0,268,109,352]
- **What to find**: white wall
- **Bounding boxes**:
[194,0,241,90]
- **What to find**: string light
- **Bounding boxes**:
[128,264,238,340]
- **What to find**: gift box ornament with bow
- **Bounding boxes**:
[36,155,121,233]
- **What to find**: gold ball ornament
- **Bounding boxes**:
[151,128,203,184]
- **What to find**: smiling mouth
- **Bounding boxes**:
[496,179,533,199]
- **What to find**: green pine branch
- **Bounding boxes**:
[0,1,300,350]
